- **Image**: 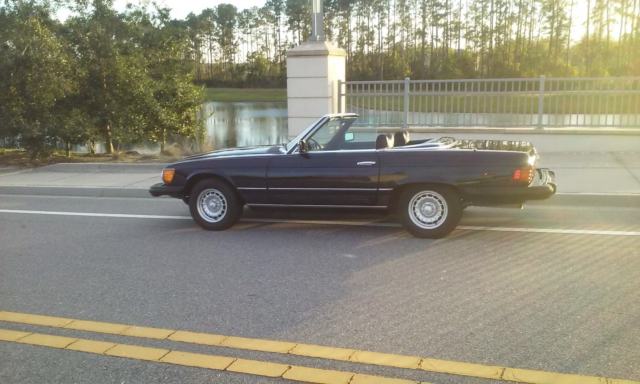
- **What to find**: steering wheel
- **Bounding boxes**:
[306,138,323,151]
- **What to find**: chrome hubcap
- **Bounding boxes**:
[408,190,448,229]
[197,188,227,223]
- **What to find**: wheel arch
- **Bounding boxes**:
[184,173,244,204]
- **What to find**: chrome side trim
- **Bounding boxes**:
[269,187,378,191]
[247,203,388,209]
[240,187,394,192]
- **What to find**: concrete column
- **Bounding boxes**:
[286,40,346,137]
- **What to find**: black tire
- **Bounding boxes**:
[188,179,242,230]
[399,185,462,238]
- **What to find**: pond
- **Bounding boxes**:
[202,102,289,149]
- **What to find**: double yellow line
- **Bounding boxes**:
[0,310,637,384]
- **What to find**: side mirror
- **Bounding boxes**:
[298,140,308,154]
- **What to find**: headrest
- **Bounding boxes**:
[394,130,410,146]
[375,133,394,149]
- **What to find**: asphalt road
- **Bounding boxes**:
[0,194,638,384]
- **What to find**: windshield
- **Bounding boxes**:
[285,116,358,152]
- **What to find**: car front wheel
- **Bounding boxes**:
[399,186,462,238]
[189,179,242,230]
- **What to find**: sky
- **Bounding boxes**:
[116,0,265,18]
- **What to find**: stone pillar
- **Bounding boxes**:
[286,40,346,137]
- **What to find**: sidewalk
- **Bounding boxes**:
[0,152,638,202]
[537,151,640,194]
[0,163,163,198]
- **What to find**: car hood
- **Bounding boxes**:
[182,145,280,161]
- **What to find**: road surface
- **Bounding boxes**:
[0,194,638,384]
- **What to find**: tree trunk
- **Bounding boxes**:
[105,123,115,154]
[586,0,591,73]
[567,0,574,68]
[160,128,166,153]
[66,141,71,158]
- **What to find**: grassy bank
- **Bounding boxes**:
[204,87,286,102]
[0,149,179,167]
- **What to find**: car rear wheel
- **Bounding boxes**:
[399,186,462,238]
[189,179,241,230]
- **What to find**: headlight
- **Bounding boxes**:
[162,168,175,184]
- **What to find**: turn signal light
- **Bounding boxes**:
[162,168,175,185]
[513,167,534,184]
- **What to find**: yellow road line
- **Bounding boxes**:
[1,310,638,384]
[0,328,419,384]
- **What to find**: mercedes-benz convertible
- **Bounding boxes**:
[150,113,556,238]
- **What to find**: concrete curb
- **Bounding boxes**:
[0,186,152,198]
[25,162,165,173]
[529,193,640,207]
[1,186,638,207]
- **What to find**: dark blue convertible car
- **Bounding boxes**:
[150,113,556,238]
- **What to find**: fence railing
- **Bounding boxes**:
[337,77,640,129]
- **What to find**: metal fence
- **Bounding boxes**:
[337,77,640,129]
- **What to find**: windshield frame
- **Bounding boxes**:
[285,115,359,154]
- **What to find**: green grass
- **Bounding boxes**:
[204,87,286,102]
[0,148,181,167]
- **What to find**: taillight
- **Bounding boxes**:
[513,166,534,184]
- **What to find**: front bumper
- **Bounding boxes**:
[149,182,184,198]
[465,168,557,205]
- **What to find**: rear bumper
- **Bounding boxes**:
[528,168,556,198]
[149,183,183,198]
[465,168,556,205]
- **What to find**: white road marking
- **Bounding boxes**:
[0,194,177,201]
[0,209,191,220]
[244,219,640,236]
[456,225,640,237]
[0,185,149,189]
[556,192,640,196]
[0,209,638,237]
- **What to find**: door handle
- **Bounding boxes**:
[356,161,376,166]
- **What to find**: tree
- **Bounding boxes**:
[0,1,75,158]
[66,0,158,153]
[286,0,310,45]
[213,4,238,70]
[130,5,204,152]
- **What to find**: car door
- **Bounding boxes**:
[266,150,381,206]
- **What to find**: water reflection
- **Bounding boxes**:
[202,102,288,149]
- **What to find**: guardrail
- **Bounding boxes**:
[337,77,640,129]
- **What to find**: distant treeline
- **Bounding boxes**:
[188,0,640,86]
